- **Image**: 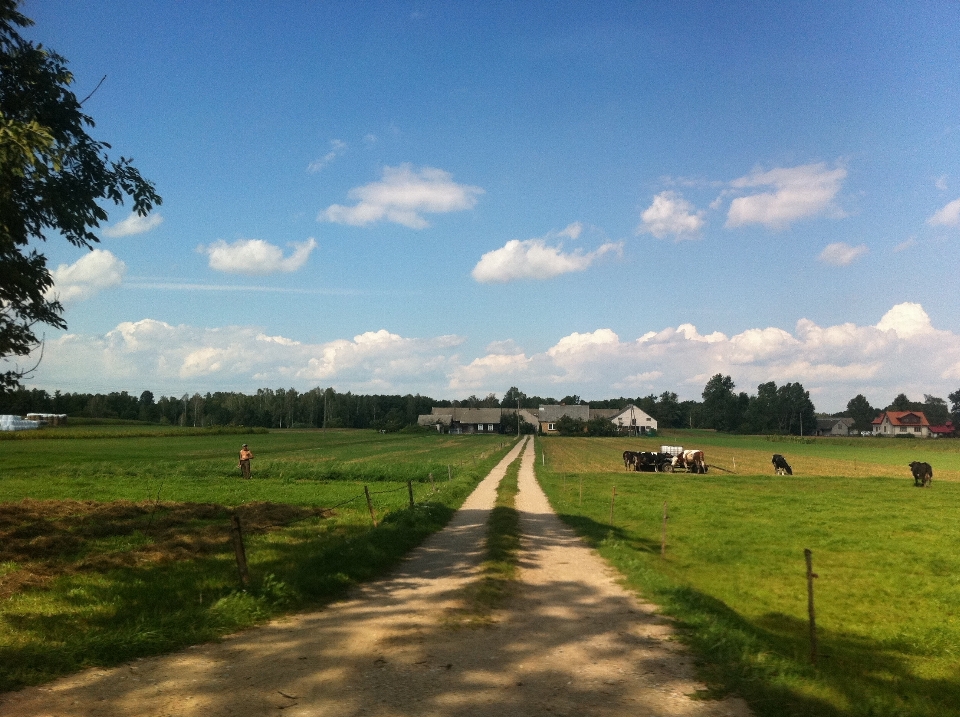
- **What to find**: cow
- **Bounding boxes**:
[623,450,639,470]
[672,449,706,474]
[908,461,933,487]
[634,451,661,472]
[772,454,793,476]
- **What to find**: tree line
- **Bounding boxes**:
[4,378,958,435]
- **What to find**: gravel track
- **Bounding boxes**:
[1,436,751,717]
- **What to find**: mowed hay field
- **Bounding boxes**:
[0,428,516,692]
[536,432,960,717]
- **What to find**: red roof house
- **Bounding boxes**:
[871,411,930,437]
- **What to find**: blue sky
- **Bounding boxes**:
[18,0,960,411]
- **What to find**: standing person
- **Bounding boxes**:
[239,443,253,479]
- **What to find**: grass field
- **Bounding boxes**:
[536,432,960,717]
[0,428,517,692]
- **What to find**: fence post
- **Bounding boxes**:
[661,502,668,558]
[805,548,819,665]
[448,465,451,481]
[407,480,414,509]
[230,514,250,588]
[610,485,616,523]
[364,485,378,527]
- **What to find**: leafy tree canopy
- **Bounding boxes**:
[0,0,161,390]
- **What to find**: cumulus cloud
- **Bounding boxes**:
[726,162,847,229]
[103,212,164,238]
[307,139,347,173]
[199,238,317,274]
[46,249,126,303]
[471,224,621,283]
[818,241,868,266]
[320,164,483,229]
[638,191,705,240]
[29,303,960,414]
[928,197,960,227]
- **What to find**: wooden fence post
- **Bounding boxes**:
[661,502,668,558]
[364,485,378,527]
[407,480,414,509]
[448,465,452,481]
[805,548,819,665]
[230,514,250,588]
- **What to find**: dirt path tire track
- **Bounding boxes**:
[1,437,751,717]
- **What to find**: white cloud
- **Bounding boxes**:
[928,197,960,227]
[638,191,705,240]
[29,303,960,414]
[875,302,934,339]
[307,139,347,173]
[320,164,483,229]
[893,237,917,253]
[936,174,948,192]
[472,225,621,283]
[103,212,163,238]
[818,241,868,266]
[726,162,847,229]
[199,238,317,274]
[46,249,126,303]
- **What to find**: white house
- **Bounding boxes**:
[609,404,658,435]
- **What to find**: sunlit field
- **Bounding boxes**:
[537,433,960,717]
[0,428,518,691]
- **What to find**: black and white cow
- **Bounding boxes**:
[908,461,932,487]
[772,454,793,475]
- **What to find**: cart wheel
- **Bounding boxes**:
[659,463,673,473]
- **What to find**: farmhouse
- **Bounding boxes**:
[816,417,855,436]
[539,404,590,434]
[609,404,658,435]
[872,410,930,438]
[417,407,504,434]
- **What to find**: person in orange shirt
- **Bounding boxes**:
[239,443,253,479]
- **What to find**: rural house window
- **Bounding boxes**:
[914,426,921,433]
[900,426,907,432]
[487,424,494,431]
[477,424,483,431]
[548,423,555,431]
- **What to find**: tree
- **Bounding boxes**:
[846,394,876,432]
[887,393,913,411]
[701,374,738,431]
[0,1,161,390]
[922,394,949,426]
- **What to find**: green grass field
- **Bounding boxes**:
[536,433,960,717]
[0,428,517,692]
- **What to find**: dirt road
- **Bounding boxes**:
[1,437,750,717]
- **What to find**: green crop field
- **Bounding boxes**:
[0,428,518,692]
[536,433,960,717]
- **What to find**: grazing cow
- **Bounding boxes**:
[908,461,933,487]
[633,451,662,472]
[672,449,706,474]
[772,454,793,476]
[623,450,639,470]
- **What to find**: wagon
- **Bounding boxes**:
[656,445,708,473]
